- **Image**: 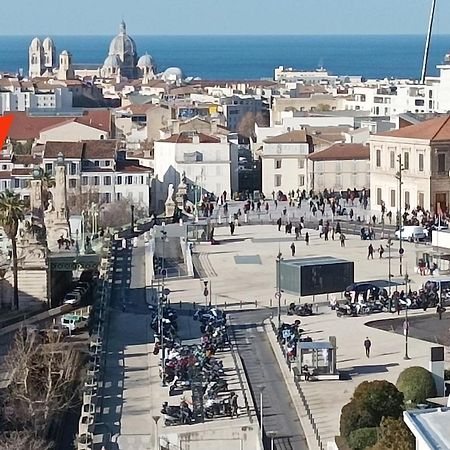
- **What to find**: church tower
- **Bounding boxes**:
[57,50,74,80]
[42,37,56,74]
[28,37,44,78]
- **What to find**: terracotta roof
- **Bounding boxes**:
[308,143,369,161]
[159,132,221,144]
[5,109,111,140]
[12,154,41,166]
[0,171,11,179]
[377,115,450,141]
[264,130,308,144]
[116,161,152,173]
[12,168,33,176]
[43,140,118,160]
[115,104,155,115]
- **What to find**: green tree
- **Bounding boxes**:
[370,417,415,450]
[340,401,375,438]
[347,427,378,450]
[397,366,437,407]
[0,190,25,310]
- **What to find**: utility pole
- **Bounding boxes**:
[396,155,404,276]
[276,249,283,328]
[421,0,437,84]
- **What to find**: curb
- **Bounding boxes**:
[263,319,321,450]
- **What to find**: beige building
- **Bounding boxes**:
[261,130,312,196]
[370,115,450,214]
[308,143,370,192]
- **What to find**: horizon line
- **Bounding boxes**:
[1,33,450,37]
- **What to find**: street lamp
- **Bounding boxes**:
[266,431,278,450]
[152,415,161,450]
[276,250,283,328]
[395,155,404,276]
[403,273,411,360]
[160,225,168,386]
[130,204,135,231]
[257,385,266,444]
[387,235,393,296]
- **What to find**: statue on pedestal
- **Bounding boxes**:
[16,166,47,268]
[165,183,176,218]
[175,172,188,210]
[44,153,72,252]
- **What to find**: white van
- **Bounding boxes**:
[60,314,88,332]
[395,226,428,242]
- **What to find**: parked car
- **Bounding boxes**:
[60,314,88,332]
[394,226,428,242]
[63,291,81,306]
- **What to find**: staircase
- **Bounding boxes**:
[4,270,48,309]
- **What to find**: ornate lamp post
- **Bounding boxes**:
[276,250,283,328]
[403,273,411,360]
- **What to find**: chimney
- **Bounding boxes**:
[192,133,200,144]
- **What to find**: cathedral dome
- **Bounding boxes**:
[108,20,137,61]
[137,53,156,70]
[42,37,54,51]
[103,54,121,68]
[30,37,42,51]
[162,67,184,82]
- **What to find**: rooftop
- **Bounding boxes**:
[308,143,369,161]
[158,132,221,144]
[43,140,118,159]
[264,129,308,144]
[378,115,450,142]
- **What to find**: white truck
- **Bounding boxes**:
[60,314,88,333]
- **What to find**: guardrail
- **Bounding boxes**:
[270,320,324,450]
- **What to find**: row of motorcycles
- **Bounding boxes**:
[288,302,315,316]
[157,306,236,426]
[277,320,313,360]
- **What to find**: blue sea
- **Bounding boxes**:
[0,35,450,80]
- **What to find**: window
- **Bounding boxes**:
[116,192,122,201]
[69,179,77,188]
[390,151,395,169]
[404,191,410,208]
[70,163,77,175]
[376,188,382,205]
[274,159,282,169]
[94,160,100,167]
[104,193,111,203]
[418,192,425,208]
[418,153,424,172]
[390,189,396,207]
[104,176,111,185]
[93,176,100,186]
[105,160,111,167]
[274,174,282,187]
[298,159,305,169]
[14,179,20,188]
[376,149,381,167]
[117,176,122,185]
[126,176,133,185]
[1,164,7,170]
[438,153,446,173]
[140,176,144,184]
[403,152,410,170]
[298,175,305,186]
[81,176,88,186]
[45,163,53,174]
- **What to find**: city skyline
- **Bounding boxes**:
[1,0,450,36]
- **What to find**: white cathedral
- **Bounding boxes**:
[28,22,181,83]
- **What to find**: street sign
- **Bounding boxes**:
[399,298,412,307]
[282,330,291,339]
[160,269,167,277]
[399,248,405,255]
[275,292,281,299]
[163,288,171,296]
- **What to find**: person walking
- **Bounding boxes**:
[274,199,278,209]
[229,221,235,235]
[305,232,310,245]
[283,206,287,216]
[277,217,282,231]
[290,242,296,256]
[378,244,384,258]
[231,392,239,418]
[364,337,372,358]
[340,233,346,247]
[336,221,341,235]
[368,243,374,259]
[265,202,269,214]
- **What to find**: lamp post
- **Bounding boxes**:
[387,235,393,296]
[276,250,283,328]
[152,415,161,450]
[160,225,168,386]
[395,155,404,276]
[403,273,411,360]
[266,431,277,450]
[257,385,266,445]
[131,204,135,231]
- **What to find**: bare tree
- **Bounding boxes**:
[0,431,52,450]
[237,112,257,138]
[4,329,81,436]
[99,199,146,229]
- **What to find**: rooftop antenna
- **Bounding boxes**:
[420,0,437,84]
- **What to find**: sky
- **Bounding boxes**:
[1,0,450,36]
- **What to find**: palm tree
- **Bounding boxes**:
[0,190,25,310]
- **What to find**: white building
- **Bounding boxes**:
[153,132,238,212]
[308,143,370,192]
[404,407,450,450]
[369,115,450,214]
[261,130,312,196]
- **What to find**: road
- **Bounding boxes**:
[231,309,308,450]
